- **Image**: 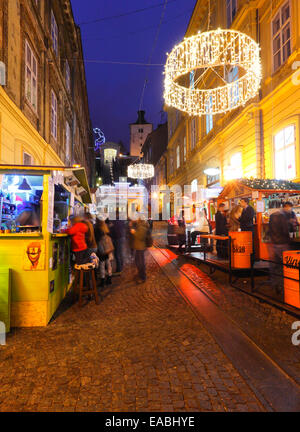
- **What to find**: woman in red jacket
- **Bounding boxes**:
[65,216,91,265]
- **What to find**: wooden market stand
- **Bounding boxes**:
[218,178,300,261]
[0,164,92,328]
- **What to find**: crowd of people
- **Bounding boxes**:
[64,212,153,286]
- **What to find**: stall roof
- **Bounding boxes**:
[0,164,92,204]
[219,178,300,200]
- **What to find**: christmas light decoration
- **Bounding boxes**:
[93,128,106,151]
[127,163,154,180]
[164,29,262,116]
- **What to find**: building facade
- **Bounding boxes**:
[165,0,300,192]
[0,0,94,182]
[130,110,153,157]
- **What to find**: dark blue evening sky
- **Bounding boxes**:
[71,0,196,150]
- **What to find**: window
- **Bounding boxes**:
[226,0,237,27]
[51,90,57,140]
[272,1,291,72]
[23,152,34,165]
[227,66,239,107]
[274,125,296,180]
[65,61,71,92]
[65,121,71,163]
[189,70,195,90]
[183,136,187,162]
[190,118,197,149]
[169,119,173,138]
[176,145,180,169]
[51,11,58,56]
[206,97,213,134]
[25,41,38,111]
[170,153,174,175]
[138,128,144,133]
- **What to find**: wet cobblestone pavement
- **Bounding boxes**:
[0,252,264,412]
[153,223,300,387]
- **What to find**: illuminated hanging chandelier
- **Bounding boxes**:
[164,29,262,116]
[127,163,154,180]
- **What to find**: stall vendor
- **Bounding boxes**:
[15,201,39,227]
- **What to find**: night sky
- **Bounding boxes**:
[71,0,196,151]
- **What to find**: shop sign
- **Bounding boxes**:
[256,200,265,213]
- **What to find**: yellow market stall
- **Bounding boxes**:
[0,164,91,327]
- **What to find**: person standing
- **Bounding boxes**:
[131,216,149,283]
[282,201,299,235]
[239,198,255,232]
[95,218,113,287]
[109,209,126,275]
[215,203,228,258]
[84,213,97,254]
[268,204,291,294]
[228,205,243,232]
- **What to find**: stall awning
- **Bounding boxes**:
[219,178,300,200]
[0,164,92,204]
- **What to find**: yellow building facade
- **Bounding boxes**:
[166,0,300,191]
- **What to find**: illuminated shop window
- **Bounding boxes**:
[274,125,296,180]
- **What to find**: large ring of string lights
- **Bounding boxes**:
[164,29,262,116]
[128,163,154,180]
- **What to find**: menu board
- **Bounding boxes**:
[47,177,54,233]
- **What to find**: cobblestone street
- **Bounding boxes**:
[0,252,265,412]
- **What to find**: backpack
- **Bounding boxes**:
[98,234,114,256]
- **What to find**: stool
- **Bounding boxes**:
[73,263,100,307]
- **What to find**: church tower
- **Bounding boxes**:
[130,110,153,157]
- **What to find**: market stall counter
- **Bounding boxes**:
[0,164,92,327]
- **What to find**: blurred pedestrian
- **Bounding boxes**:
[215,203,228,258]
[95,218,114,287]
[268,204,291,294]
[84,212,97,254]
[131,215,149,283]
[228,205,243,232]
[282,201,299,235]
[109,209,126,275]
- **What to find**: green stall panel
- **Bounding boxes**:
[0,268,11,333]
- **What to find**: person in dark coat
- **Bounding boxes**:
[109,209,126,275]
[239,198,255,232]
[215,203,228,258]
[268,205,291,294]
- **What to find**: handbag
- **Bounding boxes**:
[98,234,114,256]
